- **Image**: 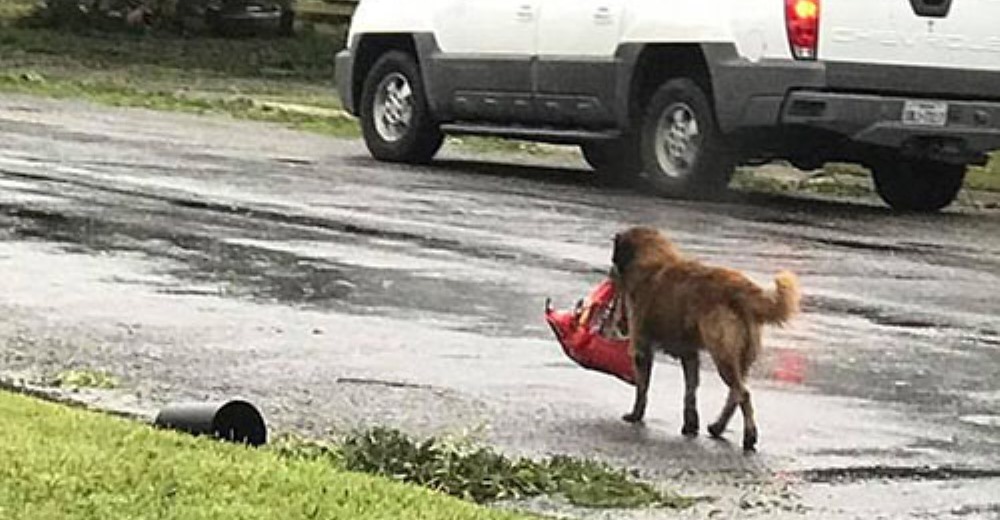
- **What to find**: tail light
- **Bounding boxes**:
[786,0,820,60]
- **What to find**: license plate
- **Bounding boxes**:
[902,100,948,127]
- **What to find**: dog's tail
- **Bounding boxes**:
[748,271,801,325]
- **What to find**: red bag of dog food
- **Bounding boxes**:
[545,280,636,385]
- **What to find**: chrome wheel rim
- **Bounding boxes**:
[654,102,701,179]
[373,72,414,142]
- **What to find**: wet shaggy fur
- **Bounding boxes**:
[610,226,800,451]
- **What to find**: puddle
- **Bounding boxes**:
[0,199,542,338]
[799,465,1000,483]
[812,236,914,254]
[807,294,953,331]
[960,415,1000,429]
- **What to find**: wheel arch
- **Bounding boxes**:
[350,34,419,114]
[615,43,716,130]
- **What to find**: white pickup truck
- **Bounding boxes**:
[336,0,1000,211]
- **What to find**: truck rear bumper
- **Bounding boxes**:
[705,44,1000,158]
[782,91,1000,159]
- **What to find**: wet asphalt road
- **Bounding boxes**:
[1,95,999,518]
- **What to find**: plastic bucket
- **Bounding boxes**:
[154,400,267,447]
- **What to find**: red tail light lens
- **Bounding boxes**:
[786,0,820,60]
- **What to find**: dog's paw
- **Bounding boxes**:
[743,429,758,452]
[622,412,645,424]
[707,422,726,439]
[682,410,699,437]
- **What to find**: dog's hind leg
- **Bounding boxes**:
[681,353,700,436]
[707,362,757,451]
[740,387,758,452]
[623,335,653,424]
[707,362,741,439]
[740,326,762,451]
[710,380,757,451]
[699,310,743,440]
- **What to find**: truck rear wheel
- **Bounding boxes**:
[359,51,443,164]
[871,157,966,212]
[639,78,734,199]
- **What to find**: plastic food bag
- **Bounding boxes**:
[544,279,635,385]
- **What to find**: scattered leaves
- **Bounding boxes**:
[276,426,696,509]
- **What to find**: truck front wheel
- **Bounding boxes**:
[639,78,734,198]
[359,51,443,164]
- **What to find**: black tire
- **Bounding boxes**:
[205,7,222,35]
[581,139,641,186]
[359,51,444,164]
[278,8,295,37]
[639,78,734,198]
[871,157,966,212]
[172,0,198,34]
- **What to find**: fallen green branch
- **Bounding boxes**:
[273,427,697,509]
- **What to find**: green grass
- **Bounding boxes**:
[0,6,550,152]
[968,154,1000,191]
[0,3,32,23]
[51,369,120,390]
[0,391,532,520]
[735,155,1000,198]
[731,168,875,198]
[0,70,358,137]
[0,0,357,135]
[1,0,341,81]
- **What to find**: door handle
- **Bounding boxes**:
[516,4,534,21]
[594,6,613,24]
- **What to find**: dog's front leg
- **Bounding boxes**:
[623,336,653,424]
[681,353,700,436]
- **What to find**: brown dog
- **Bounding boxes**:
[610,226,800,451]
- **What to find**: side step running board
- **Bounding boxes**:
[440,123,621,145]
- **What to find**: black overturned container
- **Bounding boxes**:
[154,400,267,447]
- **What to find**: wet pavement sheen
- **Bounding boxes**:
[1,95,999,518]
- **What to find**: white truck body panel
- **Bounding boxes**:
[619,0,735,47]
[433,0,539,55]
[347,0,437,42]
[351,0,1000,73]
[537,0,626,57]
[821,0,1000,71]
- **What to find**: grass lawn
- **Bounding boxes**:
[0,0,357,136]
[968,158,1000,191]
[0,391,532,520]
